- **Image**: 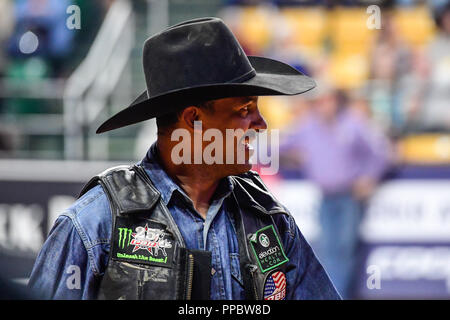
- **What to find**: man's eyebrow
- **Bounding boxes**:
[237,96,258,105]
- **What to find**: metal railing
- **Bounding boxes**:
[63,0,135,160]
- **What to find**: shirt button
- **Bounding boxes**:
[211,268,216,276]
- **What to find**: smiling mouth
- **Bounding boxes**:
[239,131,257,151]
[244,137,254,151]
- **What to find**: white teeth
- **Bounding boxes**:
[239,134,256,151]
[244,141,254,150]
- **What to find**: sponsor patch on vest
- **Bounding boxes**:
[112,217,175,268]
[263,271,286,300]
[249,224,288,273]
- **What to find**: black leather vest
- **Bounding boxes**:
[80,165,292,300]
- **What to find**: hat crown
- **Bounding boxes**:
[142,17,255,97]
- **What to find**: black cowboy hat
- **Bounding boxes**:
[96,17,316,134]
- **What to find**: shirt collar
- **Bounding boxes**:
[139,142,234,206]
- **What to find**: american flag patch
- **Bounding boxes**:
[263,271,286,300]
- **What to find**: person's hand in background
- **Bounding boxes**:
[352,176,377,201]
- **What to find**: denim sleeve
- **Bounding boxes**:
[28,214,100,300]
[278,214,341,300]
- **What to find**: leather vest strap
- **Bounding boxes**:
[82,165,191,299]
[227,191,288,300]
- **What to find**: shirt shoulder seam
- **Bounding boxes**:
[61,210,103,277]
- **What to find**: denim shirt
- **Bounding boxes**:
[28,144,340,300]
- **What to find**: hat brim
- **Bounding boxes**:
[96,56,315,133]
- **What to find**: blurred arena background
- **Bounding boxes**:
[0,0,449,299]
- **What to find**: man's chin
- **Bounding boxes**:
[225,163,253,176]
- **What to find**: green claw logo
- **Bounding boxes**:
[118,228,132,249]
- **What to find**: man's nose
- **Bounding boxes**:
[251,108,268,132]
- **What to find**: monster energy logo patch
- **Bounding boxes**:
[112,217,175,268]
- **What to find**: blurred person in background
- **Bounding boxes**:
[281,85,390,298]
[414,1,450,130]
[368,10,413,134]
[7,0,74,76]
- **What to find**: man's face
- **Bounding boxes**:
[196,96,267,176]
[316,92,339,121]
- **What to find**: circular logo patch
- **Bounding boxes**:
[263,271,286,300]
[259,233,270,248]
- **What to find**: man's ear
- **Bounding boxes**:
[180,106,200,130]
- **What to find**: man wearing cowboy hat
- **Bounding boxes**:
[28,17,340,300]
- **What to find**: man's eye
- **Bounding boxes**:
[238,104,252,117]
